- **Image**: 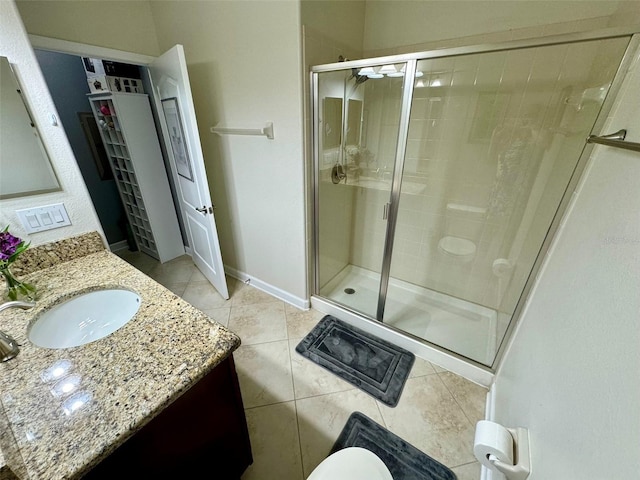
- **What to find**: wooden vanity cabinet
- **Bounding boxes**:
[84,354,252,479]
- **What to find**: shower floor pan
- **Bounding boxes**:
[319,265,497,365]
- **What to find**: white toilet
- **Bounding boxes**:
[307,447,393,480]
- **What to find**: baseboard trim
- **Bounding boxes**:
[109,240,129,252]
[224,265,310,310]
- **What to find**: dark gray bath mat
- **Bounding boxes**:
[295,315,414,407]
[331,412,457,480]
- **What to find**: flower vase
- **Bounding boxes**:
[1,266,37,301]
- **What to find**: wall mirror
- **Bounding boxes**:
[0,56,60,199]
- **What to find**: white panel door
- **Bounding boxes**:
[148,45,229,299]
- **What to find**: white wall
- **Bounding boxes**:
[149,1,308,304]
[490,45,640,479]
[0,0,103,246]
[362,1,631,55]
[14,0,160,57]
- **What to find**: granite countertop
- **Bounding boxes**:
[0,239,240,479]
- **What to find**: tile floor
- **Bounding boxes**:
[116,250,486,480]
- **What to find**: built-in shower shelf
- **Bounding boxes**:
[340,177,427,195]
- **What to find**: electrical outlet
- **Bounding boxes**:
[16,203,71,233]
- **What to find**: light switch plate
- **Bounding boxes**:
[16,203,71,233]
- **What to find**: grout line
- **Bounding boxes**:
[293,398,306,479]
[242,397,296,411]
[373,398,388,429]
[451,460,481,469]
[435,371,476,427]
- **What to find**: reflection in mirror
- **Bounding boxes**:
[0,56,60,199]
[323,97,342,149]
[345,99,362,146]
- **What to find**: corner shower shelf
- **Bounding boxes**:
[88,92,184,262]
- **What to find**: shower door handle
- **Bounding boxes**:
[383,203,390,220]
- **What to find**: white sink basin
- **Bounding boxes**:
[29,289,141,349]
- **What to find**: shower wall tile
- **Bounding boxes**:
[351,29,625,326]
[318,182,354,287]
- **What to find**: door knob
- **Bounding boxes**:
[195,206,214,215]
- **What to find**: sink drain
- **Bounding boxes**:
[344,288,356,295]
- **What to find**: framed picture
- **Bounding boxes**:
[161,97,194,182]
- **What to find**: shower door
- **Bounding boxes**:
[313,32,634,367]
[315,64,408,318]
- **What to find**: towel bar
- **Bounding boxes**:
[210,122,274,140]
[587,129,640,153]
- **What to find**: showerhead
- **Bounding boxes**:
[351,67,369,85]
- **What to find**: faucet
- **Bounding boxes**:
[0,300,35,362]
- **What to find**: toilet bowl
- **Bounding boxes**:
[307,447,393,480]
[438,235,477,263]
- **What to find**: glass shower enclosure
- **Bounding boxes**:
[312,30,636,367]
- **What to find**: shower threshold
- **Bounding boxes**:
[319,265,498,365]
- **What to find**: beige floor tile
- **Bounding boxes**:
[241,402,303,480]
[296,389,385,477]
[284,304,325,340]
[119,248,484,475]
[163,282,188,297]
[415,423,477,468]
[451,461,482,480]
[232,282,282,306]
[409,355,437,378]
[431,362,448,373]
[187,267,207,283]
[226,276,245,297]
[148,260,196,285]
[228,302,288,345]
[181,280,229,311]
[289,339,357,399]
[234,340,295,408]
[115,250,158,274]
[438,371,487,425]
[377,375,472,458]
[201,306,231,327]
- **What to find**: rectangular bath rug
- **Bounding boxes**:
[331,411,457,480]
[295,315,414,407]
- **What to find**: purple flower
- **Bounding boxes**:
[0,231,22,261]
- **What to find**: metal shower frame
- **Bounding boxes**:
[310,26,640,370]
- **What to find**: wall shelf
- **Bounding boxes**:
[89,93,184,262]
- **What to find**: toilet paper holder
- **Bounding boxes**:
[488,427,530,480]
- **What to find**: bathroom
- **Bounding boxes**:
[1,1,639,479]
